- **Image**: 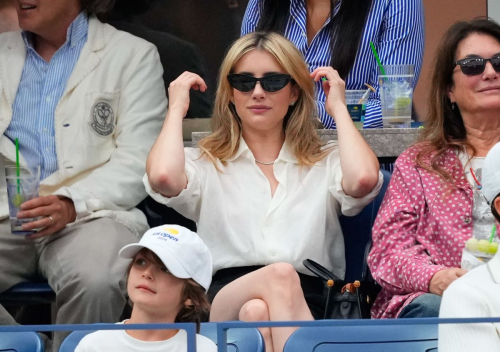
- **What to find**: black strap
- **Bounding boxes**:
[303,259,342,282]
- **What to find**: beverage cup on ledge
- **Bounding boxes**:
[5,165,40,235]
[345,90,368,129]
[379,64,414,128]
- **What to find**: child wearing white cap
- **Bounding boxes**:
[439,142,500,352]
[75,225,217,352]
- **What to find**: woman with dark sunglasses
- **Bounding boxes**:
[368,19,500,320]
[145,32,381,352]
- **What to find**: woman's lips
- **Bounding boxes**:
[248,106,271,114]
[478,86,500,92]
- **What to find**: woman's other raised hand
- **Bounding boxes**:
[310,66,347,120]
[168,72,207,118]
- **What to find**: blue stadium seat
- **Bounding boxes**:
[200,323,265,352]
[58,329,96,352]
[0,282,54,306]
[59,323,265,352]
[283,323,438,352]
[0,331,44,352]
[340,169,391,283]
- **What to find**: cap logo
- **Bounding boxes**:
[151,231,179,242]
[163,227,179,235]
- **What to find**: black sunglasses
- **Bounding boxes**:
[227,73,292,92]
[454,56,500,76]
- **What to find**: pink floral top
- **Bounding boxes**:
[368,144,475,319]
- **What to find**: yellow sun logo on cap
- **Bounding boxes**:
[163,227,179,235]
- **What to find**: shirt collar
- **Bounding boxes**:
[226,137,298,164]
[289,0,342,25]
[226,137,251,162]
[21,11,88,51]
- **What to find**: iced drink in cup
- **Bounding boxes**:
[379,65,414,128]
[345,90,368,129]
[5,165,40,235]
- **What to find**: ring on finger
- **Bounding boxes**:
[48,216,54,226]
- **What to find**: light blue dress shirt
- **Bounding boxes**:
[6,12,88,180]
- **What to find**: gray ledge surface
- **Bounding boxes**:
[191,128,420,158]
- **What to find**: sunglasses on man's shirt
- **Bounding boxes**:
[454,55,500,76]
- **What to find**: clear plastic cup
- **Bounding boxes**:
[379,65,414,128]
[345,90,368,129]
[5,165,40,235]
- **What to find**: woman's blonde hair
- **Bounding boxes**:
[198,31,329,166]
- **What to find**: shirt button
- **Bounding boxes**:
[464,216,471,224]
[45,147,49,152]
[270,250,276,257]
[46,96,51,102]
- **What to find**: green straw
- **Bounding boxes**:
[489,224,497,243]
[370,41,386,76]
[15,138,20,195]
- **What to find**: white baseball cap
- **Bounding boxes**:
[483,142,500,204]
[119,225,213,292]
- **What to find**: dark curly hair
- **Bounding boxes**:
[126,248,210,333]
[80,0,116,15]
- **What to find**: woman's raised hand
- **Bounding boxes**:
[168,72,207,118]
[310,66,347,120]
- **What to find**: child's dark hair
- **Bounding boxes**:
[127,248,210,332]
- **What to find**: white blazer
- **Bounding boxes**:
[439,251,500,351]
[0,16,168,236]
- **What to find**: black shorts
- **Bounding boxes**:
[207,266,325,320]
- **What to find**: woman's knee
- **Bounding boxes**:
[239,299,270,321]
[266,263,301,290]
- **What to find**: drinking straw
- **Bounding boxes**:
[358,87,371,104]
[489,224,497,243]
[364,83,376,92]
[370,41,385,76]
[15,138,20,195]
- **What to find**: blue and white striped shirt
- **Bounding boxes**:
[241,0,424,129]
[6,12,88,180]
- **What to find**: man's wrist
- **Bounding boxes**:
[58,196,77,223]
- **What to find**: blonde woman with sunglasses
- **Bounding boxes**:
[145,32,381,352]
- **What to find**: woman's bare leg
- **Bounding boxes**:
[239,299,274,352]
[209,263,314,351]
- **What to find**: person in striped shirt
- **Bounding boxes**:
[241,0,424,129]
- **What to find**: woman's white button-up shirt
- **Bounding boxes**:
[144,139,383,278]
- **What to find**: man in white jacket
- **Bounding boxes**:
[439,142,500,351]
[0,0,167,349]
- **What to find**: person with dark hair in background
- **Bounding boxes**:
[0,0,167,349]
[368,18,500,319]
[0,0,19,33]
[241,0,424,129]
[104,0,213,119]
